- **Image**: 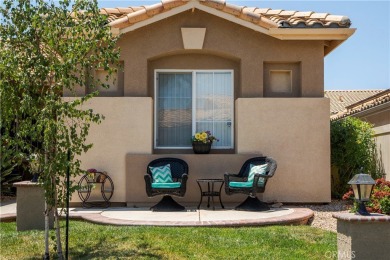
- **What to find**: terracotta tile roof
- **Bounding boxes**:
[327,89,390,120]
[325,90,384,115]
[100,0,351,29]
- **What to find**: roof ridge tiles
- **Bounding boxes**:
[310,13,329,19]
[292,11,314,18]
[103,0,351,30]
[325,90,385,92]
[203,0,226,9]
[254,8,271,14]
[242,9,261,21]
[326,89,389,120]
[346,89,390,108]
[265,9,284,15]
[223,3,245,16]
[142,3,165,16]
[279,10,297,16]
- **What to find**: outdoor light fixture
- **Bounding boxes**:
[348,169,376,216]
[30,153,42,183]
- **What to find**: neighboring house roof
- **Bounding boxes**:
[101,0,355,55]
[325,90,384,115]
[329,89,390,120]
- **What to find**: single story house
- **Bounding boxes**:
[328,89,390,180]
[65,0,355,206]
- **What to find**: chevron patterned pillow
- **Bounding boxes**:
[248,164,268,185]
[149,164,173,183]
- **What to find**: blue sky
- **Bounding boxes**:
[98,1,389,90]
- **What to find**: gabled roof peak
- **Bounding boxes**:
[101,0,355,55]
[101,0,351,30]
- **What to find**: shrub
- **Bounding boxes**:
[330,117,383,198]
[0,138,22,195]
[343,178,390,215]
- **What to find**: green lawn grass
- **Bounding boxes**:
[0,220,336,259]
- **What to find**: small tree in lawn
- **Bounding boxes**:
[0,0,120,258]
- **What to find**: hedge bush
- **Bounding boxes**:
[330,117,384,198]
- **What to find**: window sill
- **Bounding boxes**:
[153,149,235,154]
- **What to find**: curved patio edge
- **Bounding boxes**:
[0,213,16,222]
[68,208,314,227]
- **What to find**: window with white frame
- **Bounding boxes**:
[155,70,234,149]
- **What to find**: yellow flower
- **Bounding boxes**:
[201,132,208,140]
[195,133,201,140]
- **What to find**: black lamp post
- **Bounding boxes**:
[348,170,375,216]
[30,153,42,183]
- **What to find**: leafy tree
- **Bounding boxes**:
[0,0,120,258]
[330,117,383,198]
[0,138,22,194]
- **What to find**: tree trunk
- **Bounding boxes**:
[52,175,63,260]
[44,201,50,260]
[44,152,50,260]
[54,210,63,260]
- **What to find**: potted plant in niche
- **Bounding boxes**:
[192,131,218,154]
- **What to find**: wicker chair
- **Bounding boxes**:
[224,157,277,211]
[144,158,188,211]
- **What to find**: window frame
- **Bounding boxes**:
[154,69,234,150]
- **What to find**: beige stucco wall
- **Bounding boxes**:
[336,218,390,260]
[69,97,153,202]
[126,154,261,206]
[123,98,330,204]
[72,98,330,204]
[374,129,390,180]
[14,181,53,231]
[236,98,331,203]
[117,9,324,98]
[358,106,390,179]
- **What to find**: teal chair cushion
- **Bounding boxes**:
[149,164,173,183]
[151,182,181,189]
[229,181,253,188]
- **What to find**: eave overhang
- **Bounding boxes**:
[106,0,355,56]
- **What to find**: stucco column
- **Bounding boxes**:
[13,181,54,231]
[332,213,390,260]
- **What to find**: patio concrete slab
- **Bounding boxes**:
[1,200,314,227]
[199,208,294,221]
[0,199,16,215]
[100,208,200,222]
[68,208,104,214]
[0,199,17,222]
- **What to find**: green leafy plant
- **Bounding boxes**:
[343,178,390,215]
[0,139,21,194]
[192,131,219,144]
[330,117,383,198]
[0,0,120,258]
